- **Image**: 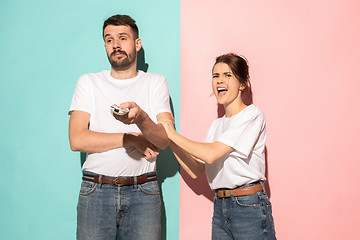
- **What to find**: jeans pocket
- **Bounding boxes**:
[79,181,97,196]
[234,193,262,207]
[138,181,160,195]
[259,192,272,207]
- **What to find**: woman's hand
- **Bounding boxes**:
[159,119,177,140]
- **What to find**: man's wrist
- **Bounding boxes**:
[123,133,135,147]
[135,110,148,124]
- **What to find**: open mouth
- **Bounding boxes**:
[217,87,228,96]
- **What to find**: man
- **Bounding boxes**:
[68,14,172,240]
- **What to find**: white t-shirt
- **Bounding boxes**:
[69,70,171,177]
[204,104,266,190]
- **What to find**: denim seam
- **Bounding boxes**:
[234,196,261,207]
[138,182,160,195]
[79,182,97,196]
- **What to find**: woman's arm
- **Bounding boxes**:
[168,141,205,179]
[161,120,233,165]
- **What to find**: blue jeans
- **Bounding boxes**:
[77,172,161,240]
[212,182,276,240]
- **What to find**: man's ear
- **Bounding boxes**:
[135,38,142,52]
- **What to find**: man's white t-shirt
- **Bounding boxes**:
[204,104,267,190]
[69,70,171,177]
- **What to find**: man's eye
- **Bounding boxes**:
[106,39,112,43]
[212,75,219,78]
[120,37,127,40]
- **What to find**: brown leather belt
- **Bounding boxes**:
[216,183,263,198]
[82,174,157,186]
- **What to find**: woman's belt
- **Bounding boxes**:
[216,183,263,198]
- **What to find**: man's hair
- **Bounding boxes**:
[103,15,139,39]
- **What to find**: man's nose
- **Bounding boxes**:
[113,39,121,50]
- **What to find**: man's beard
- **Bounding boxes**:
[107,49,136,71]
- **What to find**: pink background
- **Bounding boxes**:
[180,0,360,239]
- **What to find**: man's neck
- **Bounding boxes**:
[110,65,138,79]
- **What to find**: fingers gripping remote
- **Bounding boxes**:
[111,105,129,116]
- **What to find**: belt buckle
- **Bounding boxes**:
[113,177,123,186]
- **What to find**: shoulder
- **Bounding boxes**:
[241,104,265,121]
[226,105,265,129]
[209,117,223,130]
[78,70,109,81]
[76,71,109,86]
[251,105,265,117]
[140,71,166,82]
[75,71,110,90]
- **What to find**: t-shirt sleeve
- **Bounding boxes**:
[152,76,172,117]
[217,112,266,158]
[204,120,218,143]
[68,74,93,115]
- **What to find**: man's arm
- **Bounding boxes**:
[112,102,171,150]
[137,112,171,150]
[69,110,159,158]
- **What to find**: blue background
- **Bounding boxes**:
[0,0,180,239]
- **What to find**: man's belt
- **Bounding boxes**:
[82,173,157,186]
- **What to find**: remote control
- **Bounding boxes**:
[111,105,129,116]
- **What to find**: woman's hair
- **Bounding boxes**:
[214,53,253,104]
[214,53,250,87]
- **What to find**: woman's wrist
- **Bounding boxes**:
[168,130,179,143]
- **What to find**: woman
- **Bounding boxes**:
[161,53,276,239]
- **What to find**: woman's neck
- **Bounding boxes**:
[224,101,248,118]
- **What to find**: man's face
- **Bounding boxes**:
[103,25,141,71]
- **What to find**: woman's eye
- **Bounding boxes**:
[226,74,232,78]
[212,75,219,78]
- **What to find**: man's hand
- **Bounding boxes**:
[124,133,159,160]
[112,101,171,150]
[112,102,146,124]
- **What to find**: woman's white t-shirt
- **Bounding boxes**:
[204,104,267,190]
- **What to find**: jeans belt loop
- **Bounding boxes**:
[260,181,265,194]
[134,176,138,188]
[98,175,103,188]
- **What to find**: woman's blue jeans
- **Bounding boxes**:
[76,172,161,240]
[212,182,276,240]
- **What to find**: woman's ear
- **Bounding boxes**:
[240,84,246,92]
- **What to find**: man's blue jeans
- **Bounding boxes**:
[76,172,161,240]
[212,182,276,240]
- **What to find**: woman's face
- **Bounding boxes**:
[212,62,243,107]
